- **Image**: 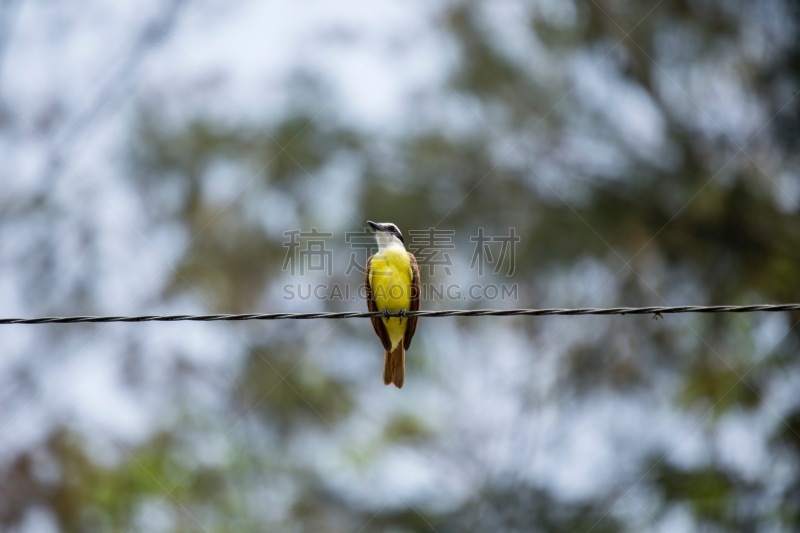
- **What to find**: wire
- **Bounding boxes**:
[0,305,798,324]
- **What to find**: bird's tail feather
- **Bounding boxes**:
[383,345,405,388]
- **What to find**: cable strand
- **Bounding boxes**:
[1,305,799,324]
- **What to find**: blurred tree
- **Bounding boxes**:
[0,0,798,531]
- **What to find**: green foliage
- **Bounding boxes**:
[653,461,747,528]
[237,347,355,434]
[382,413,435,444]
[677,358,763,417]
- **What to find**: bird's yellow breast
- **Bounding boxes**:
[370,247,413,348]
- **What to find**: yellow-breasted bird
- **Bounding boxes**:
[365,221,420,388]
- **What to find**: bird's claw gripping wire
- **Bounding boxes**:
[397,309,407,323]
[382,309,391,319]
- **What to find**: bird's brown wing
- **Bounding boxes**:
[403,252,420,350]
[365,256,392,351]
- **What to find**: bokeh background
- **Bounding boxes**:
[1,1,799,531]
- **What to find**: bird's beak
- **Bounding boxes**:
[368,221,382,232]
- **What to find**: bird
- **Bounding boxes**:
[365,221,420,388]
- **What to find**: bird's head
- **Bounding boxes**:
[368,221,405,250]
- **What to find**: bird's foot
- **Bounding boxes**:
[382,309,391,319]
[397,309,407,323]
